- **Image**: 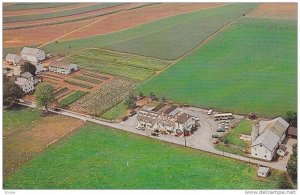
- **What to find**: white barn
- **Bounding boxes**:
[251,117,289,161]
[21,47,45,64]
[6,54,22,65]
[48,60,78,75]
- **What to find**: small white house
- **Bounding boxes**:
[15,77,34,94]
[48,60,78,75]
[21,47,45,64]
[257,166,270,178]
[251,117,289,161]
[5,54,22,65]
[175,113,194,132]
[35,63,44,74]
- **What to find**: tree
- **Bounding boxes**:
[3,76,25,107]
[125,92,137,109]
[279,172,293,189]
[285,111,297,127]
[21,62,36,76]
[149,91,157,101]
[161,96,166,102]
[35,83,55,112]
[287,143,297,183]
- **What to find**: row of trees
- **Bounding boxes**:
[124,91,166,109]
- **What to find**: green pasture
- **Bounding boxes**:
[4,123,282,189]
[138,19,297,117]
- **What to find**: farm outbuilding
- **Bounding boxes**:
[251,117,289,161]
[48,60,78,75]
[257,167,270,178]
[21,47,45,64]
[5,54,22,66]
[276,144,287,157]
[286,126,297,138]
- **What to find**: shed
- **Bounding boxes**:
[276,144,287,157]
[287,127,297,138]
[257,167,270,177]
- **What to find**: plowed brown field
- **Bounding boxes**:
[248,3,297,20]
[4,3,225,48]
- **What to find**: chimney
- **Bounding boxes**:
[251,121,259,142]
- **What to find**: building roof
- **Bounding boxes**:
[163,105,178,115]
[20,72,33,79]
[15,77,28,86]
[252,117,289,151]
[287,126,297,137]
[6,54,21,63]
[176,113,193,124]
[49,60,76,69]
[278,144,287,152]
[21,47,43,56]
[137,110,159,125]
[151,103,167,112]
[257,167,270,174]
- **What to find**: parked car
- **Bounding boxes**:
[129,111,137,117]
[212,134,221,138]
[208,109,214,115]
[122,116,129,121]
[151,132,159,137]
[216,127,225,132]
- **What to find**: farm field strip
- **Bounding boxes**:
[69,55,155,81]
[104,3,259,60]
[138,17,296,117]
[3,3,75,11]
[40,3,257,60]
[56,90,75,101]
[58,91,88,108]
[4,3,125,23]
[64,79,93,89]
[60,3,226,41]
[71,75,102,84]
[4,3,97,17]
[4,122,282,189]
[3,107,84,176]
[70,78,137,116]
[82,72,110,80]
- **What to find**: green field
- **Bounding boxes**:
[4,123,282,189]
[138,18,297,117]
[4,3,75,11]
[101,101,128,120]
[59,91,88,108]
[226,120,252,147]
[40,3,257,60]
[69,55,155,81]
[4,3,124,23]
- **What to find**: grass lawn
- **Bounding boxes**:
[101,100,128,120]
[138,18,297,117]
[4,122,282,189]
[41,3,257,60]
[226,120,252,147]
[215,143,245,156]
[3,106,83,176]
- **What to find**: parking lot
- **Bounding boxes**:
[122,106,244,150]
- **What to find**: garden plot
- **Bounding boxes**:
[68,54,155,81]
[70,78,137,116]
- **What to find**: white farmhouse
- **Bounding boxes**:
[5,54,22,65]
[251,117,289,161]
[21,47,45,64]
[48,60,78,75]
[20,72,34,82]
[15,77,34,94]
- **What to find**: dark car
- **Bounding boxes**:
[216,127,225,132]
[122,116,129,121]
[151,132,159,137]
[129,111,137,117]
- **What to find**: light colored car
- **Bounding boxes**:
[208,109,214,115]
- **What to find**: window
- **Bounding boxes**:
[260,144,262,147]
[255,154,257,155]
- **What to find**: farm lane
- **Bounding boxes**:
[19,101,287,171]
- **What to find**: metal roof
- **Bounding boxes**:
[6,53,21,63]
[164,105,178,115]
[252,117,289,151]
[176,113,192,124]
[15,77,28,85]
[21,72,33,78]
[257,167,270,174]
[21,47,43,56]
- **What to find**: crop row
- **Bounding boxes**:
[59,91,88,107]
[70,78,137,116]
[4,3,74,11]
[4,3,124,23]
[82,72,109,80]
[71,75,102,84]
[78,49,170,71]
[69,55,154,81]
[64,79,93,89]
[54,87,69,96]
